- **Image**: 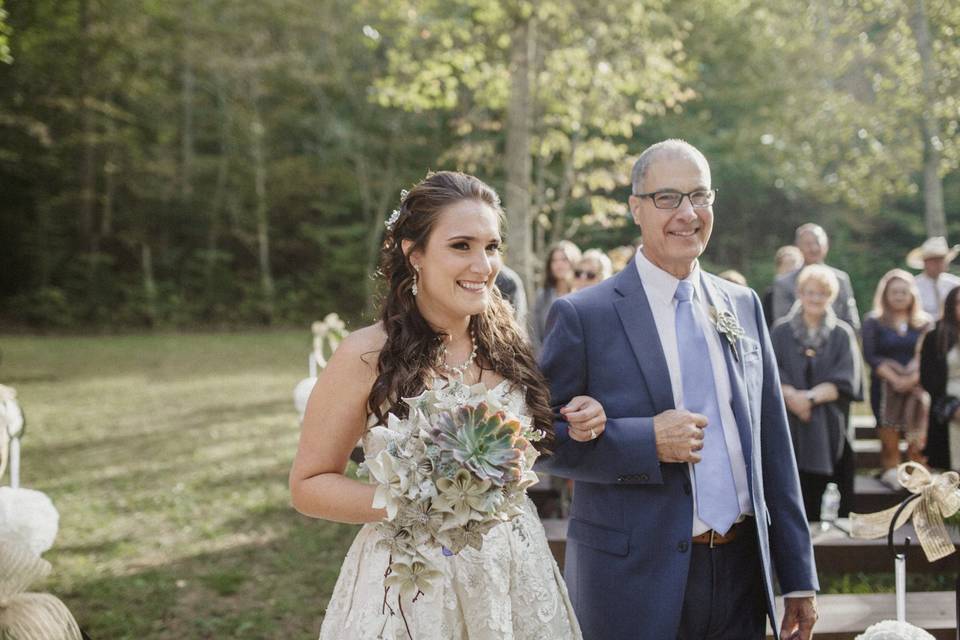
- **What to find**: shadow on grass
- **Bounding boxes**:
[60,509,360,640]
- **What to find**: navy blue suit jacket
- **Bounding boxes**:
[537,265,817,640]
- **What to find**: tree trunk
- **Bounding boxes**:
[78,0,97,254]
[909,0,946,239]
[504,16,536,299]
[142,242,157,326]
[181,56,195,203]
[251,92,274,322]
[205,82,230,291]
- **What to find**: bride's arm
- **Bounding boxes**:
[289,327,387,524]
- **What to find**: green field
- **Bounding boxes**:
[1,332,358,639]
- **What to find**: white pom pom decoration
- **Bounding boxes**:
[0,487,59,556]
[855,620,936,640]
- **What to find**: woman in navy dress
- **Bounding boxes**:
[861,269,932,489]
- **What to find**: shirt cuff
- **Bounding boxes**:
[783,591,817,599]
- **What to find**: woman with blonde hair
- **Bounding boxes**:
[862,269,932,488]
[571,249,613,292]
[771,265,862,520]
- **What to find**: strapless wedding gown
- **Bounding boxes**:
[318,383,581,640]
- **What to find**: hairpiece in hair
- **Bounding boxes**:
[384,189,411,232]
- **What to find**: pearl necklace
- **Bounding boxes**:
[439,330,477,379]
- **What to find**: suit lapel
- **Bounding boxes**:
[612,266,675,414]
[700,275,754,476]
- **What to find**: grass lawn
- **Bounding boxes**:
[1,332,359,639]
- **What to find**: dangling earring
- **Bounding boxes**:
[411,265,420,297]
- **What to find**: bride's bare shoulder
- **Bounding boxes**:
[331,322,387,371]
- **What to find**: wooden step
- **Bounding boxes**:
[811,518,960,575]
[767,592,956,639]
[852,475,910,513]
[854,439,907,468]
[543,517,960,576]
[852,414,876,440]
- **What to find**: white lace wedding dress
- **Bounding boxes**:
[318,383,582,640]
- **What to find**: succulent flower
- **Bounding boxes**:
[432,404,522,485]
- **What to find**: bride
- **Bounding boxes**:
[289,171,584,639]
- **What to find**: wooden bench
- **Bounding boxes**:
[542,518,960,576]
[766,592,956,639]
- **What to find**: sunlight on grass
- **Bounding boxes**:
[1,332,359,639]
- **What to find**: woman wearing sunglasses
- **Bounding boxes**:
[572,249,613,292]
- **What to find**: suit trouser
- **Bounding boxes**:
[676,519,767,640]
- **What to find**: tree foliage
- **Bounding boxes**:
[1,0,958,329]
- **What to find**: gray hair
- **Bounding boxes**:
[795,223,828,248]
[630,139,709,194]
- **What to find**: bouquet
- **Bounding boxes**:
[362,377,542,604]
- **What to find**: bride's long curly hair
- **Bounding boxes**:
[368,171,554,452]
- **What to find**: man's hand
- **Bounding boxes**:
[784,390,812,422]
[653,409,707,463]
[780,596,817,640]
[560,396,607,442]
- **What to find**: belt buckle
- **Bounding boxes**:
[709,530,717,549]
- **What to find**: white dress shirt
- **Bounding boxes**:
[633,250,753,535]
[915,272,960,319]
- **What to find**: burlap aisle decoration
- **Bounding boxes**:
[850,461,960,562]
[0,385,83,639]
[0,539,82,639]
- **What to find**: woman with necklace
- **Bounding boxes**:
[861,269,932,489]
[771,265,862,521]
[289,171,588,639]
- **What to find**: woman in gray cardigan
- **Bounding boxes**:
[771,264,862,521]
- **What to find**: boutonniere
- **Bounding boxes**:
[710,306,745,362]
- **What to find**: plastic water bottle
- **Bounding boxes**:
[819,482,841,531]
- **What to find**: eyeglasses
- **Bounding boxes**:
[574,270,598,279]
[633,188,717,210]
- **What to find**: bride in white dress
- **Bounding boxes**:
[289,171,584,639]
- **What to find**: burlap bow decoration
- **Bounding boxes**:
[850,462,960,562]
[0,539,82,640]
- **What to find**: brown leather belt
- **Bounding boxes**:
[691,519,749,547]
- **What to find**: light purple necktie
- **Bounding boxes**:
[674,280,740,534]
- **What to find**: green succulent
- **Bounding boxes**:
[431,403,522,486]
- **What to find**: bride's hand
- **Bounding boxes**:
[560,396,607,442]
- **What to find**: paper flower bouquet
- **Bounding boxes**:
[362,378,542,600]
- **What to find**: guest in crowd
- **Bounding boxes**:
[571,249,613,292]
[862,269,932,489]
[919,285,960,471]
[772,223,861,331]
[530,240,581,354]
[772,265,862,520]
[908,236,960,320]
[763,245,804,327]
[494,263,528,325]
[718,269,747,286]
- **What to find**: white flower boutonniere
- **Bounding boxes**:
[710,306,746,362]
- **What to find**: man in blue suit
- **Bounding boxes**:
[538,140,818,639]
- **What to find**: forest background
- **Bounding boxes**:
[2,0,960,330]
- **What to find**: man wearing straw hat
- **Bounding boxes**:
[907,236,960,320]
